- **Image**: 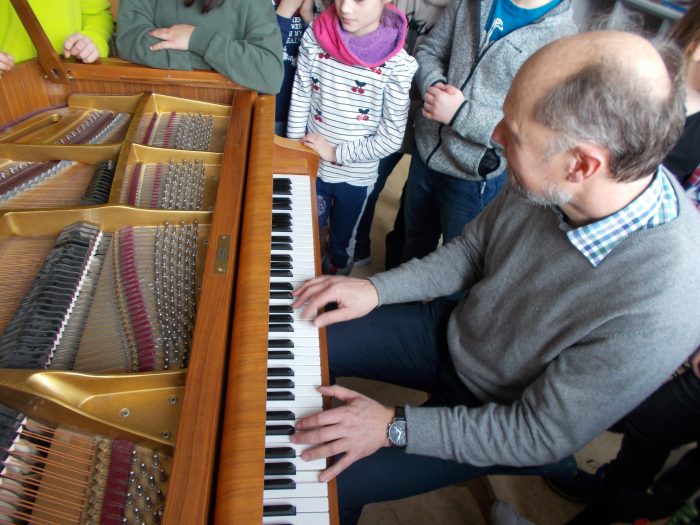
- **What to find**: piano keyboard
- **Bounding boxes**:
[263,174,330,525]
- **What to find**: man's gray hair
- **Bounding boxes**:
[534,38,686,182]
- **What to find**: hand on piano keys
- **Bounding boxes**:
[290,384,395,482]
[291,276,379,328]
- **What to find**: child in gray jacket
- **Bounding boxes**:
[400,0,577,262]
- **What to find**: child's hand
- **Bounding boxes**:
[300,0,315,23]
[422,83,465,125]
[691,347,700,378]
[0,51,14,72]
[63,34,100,63]
[302,133,336,162]
[149,25,196,51]
[276,0,307,19]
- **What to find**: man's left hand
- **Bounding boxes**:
[149,24,196,51]
[302,133,337,162]
[63,33,99,63]
[422,83,465,125]
[291,384,394,482]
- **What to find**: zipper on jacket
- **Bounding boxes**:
[425,0,487,167]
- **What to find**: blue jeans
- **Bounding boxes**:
[402,145,506,262]
[316,179,374,269]
[354,152,404,260]
[328,300,576,525]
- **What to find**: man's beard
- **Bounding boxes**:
[508,172,571,207]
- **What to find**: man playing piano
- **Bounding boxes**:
[291,30,700,525]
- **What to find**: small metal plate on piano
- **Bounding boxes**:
[214,234,231,274]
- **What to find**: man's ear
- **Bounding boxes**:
[566,143,608,183]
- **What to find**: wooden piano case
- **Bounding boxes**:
[0,54,254,525]
[0,1,339,522]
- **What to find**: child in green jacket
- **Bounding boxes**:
[0,0,113,71]
[116,0,283,94]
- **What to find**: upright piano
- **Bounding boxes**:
[0,2,339,524]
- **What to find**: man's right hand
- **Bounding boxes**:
[0,52,15,72]
[292,276,379,327]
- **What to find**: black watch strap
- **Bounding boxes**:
[394,406,405,420]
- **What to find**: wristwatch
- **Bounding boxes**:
[387,406,407,448]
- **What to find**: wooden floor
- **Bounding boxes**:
[345,155,629,525]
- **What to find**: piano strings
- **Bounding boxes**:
[0,404,172,525]
[0,221,204,373]
[133,112,214,152]
[120,160,206,210]
[0,159,116,209]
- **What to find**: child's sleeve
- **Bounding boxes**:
[116,0,193,71]
[79,0,114,58]
[414,0,460,95]
[286,28,315,139]
[335,56,417,164]
[187,0,283,93]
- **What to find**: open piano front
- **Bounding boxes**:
[0,1,339,523]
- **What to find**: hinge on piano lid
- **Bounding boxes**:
[214,234,231,274]
[0,369,186,450]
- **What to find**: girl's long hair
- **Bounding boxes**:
[669,0,700,54]
[184,0,223,13]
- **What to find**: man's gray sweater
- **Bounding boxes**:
[369,180,700,466]
[413,0,577,181]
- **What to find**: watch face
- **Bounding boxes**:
[389,420,407,447]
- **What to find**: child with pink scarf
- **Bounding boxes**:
[287,0,417,275]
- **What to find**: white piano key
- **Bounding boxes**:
[267,385,320,397]
[276,365,321,377]
[263,513,330,525]
[266,406,318,420]
[268,374,322,386]
[265,471,322,483]
[267,396,323,409]
[268,332,319,343]
[264,481,328,499]
[267,356,321,367]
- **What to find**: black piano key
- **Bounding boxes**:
[272,224,293,233]
[273,212,292,222]
[264,478,296,490]
[270,269,293,278]
[270,291,294,300]
[269,339,294,348]
[269,350,295,360]
[270,282,293,291]
[265,462,297,476]
[269,323,293,332]
[263,504,296,517]
[271,254,293,262]
[271,243,293,251]
[267,391,295,401]
[269,314,293,323]
[271,236,293,244]
[266,424,295,436]
[273,197,292,210]
[271,261,293,270]
[266,410,295,420]
[267,379,295,389]
[265,447,296,459]
[270,305,293,313]
[268,367,294,377]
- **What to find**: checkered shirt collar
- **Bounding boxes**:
[561,167,678,267]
